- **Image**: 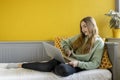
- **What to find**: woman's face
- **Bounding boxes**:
[81,21,90,36]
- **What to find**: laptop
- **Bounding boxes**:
[42,42,75,63]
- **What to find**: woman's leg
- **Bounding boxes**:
[54,63,84,77]
[22,59,61,72]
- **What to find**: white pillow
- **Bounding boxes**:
[0,63,8,68]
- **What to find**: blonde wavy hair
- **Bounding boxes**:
[72,16,99,54]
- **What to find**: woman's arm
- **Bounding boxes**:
[61,34,80,50]
[60,34,80,56]
[77,40,104,69]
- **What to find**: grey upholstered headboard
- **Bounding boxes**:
[106,38,120,80]
[105,42,119,80]
[0,41,119,80]
[0,41,54,63]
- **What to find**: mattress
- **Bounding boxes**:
[0,68,111,80]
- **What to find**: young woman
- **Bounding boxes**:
[7,16,104,77]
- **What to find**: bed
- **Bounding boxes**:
[0,41,119,80]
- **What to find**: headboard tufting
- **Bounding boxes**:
[0,41,54,63]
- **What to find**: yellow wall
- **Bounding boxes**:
[0,0,115,41]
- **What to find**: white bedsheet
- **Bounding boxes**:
[0,68,111,80]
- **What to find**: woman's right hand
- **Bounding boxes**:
[65,49,72,57]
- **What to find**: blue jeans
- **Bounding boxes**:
[54,63,84,77]
[22,59,84,77]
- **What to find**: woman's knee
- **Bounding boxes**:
[54,63,76,77]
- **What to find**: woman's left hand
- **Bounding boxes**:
[68,60,79,67]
